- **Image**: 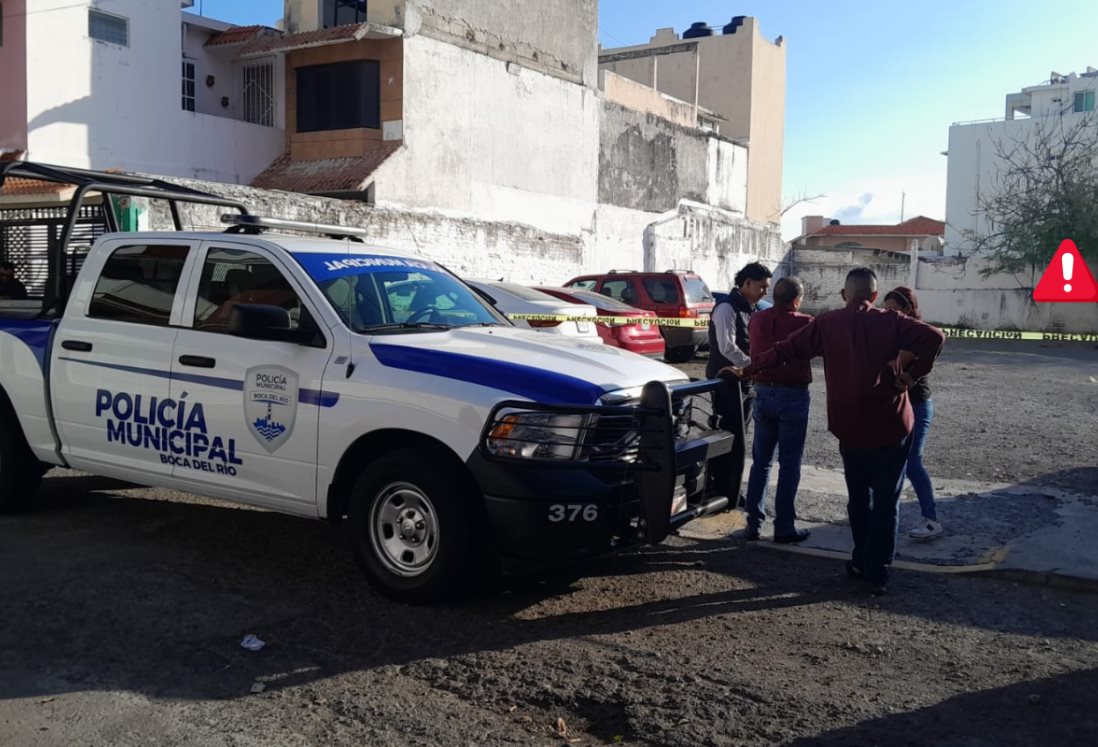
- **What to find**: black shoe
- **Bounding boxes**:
[743,529,760,541]
[869,582,890,597]
[774,529,811,544]
[845,560,863,579]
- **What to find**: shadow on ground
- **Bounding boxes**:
[785,667,1098,747]
[1,469,1096,707]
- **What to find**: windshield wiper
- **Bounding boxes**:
[359,322,455,333]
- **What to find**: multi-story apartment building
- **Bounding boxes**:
[945,68,1098,255]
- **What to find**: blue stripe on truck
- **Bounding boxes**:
[369,342,609,405]
[55,357,340,407]
[0,318,58,372]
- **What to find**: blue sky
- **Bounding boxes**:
[187,1,1098,238]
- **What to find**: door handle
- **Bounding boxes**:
[178,354,216,369]
[61,340,93,352]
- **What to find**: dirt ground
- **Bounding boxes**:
[678,338,1098,491]
[2,339,1098,746]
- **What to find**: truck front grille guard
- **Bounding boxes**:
[480,378,738,545]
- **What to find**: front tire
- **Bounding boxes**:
[347,446,486,603]
[0,409,44,514]
[664,345,697,363]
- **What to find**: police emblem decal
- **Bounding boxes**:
[244,365,299,452]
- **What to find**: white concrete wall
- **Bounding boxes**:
[783,247,1098,334]
[370,34,600,236]
[945,118,1031,255]
[790,248,909,315]
[24,1,283,184]
[182,23,237,119]
[916,256,1098,333]
[143,176,780,294]
[706,137,748,214]
[645,205,784,292]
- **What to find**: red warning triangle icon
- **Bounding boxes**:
[1033,240,1098,302]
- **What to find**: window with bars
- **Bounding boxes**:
[88,9,128,47]
[242,60,275,127]
[182,60,196,112]
[322,0,368,28]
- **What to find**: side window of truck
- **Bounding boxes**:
[193,247,306,333]
[87,245,190,326]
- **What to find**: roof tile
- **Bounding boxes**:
[204,24,277,48]
[0,177,71,197]
[240,22,373,56]
[808,216,945,237]
[250,144,401,193]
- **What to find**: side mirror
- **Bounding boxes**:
[229,303,321,346]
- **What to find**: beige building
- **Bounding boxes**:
[793,215,945,254]
[598,17,786,226]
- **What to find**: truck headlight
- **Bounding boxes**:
[485,411,589,460]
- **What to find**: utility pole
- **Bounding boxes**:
[900,191,906,222]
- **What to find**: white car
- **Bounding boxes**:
[466,280,602,342]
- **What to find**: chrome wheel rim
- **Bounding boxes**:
[368,481,440,577]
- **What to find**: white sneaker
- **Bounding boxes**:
[908,519,943,540]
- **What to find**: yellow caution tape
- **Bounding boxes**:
[507,313,710,328]
[505,314,1098,341]
[939,328,1098,342]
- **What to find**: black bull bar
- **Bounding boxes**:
[636,378,736,544]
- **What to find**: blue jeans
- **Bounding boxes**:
[839,433,913,584]
[744,385,810,536]
[907,399,937,521]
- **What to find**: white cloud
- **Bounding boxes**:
[781,172,947,241]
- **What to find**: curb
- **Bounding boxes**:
[754,541,1000,574]
[752,541,1098,595]
[976,568,1098,595]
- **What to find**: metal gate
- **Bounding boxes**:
[0,204,106,298]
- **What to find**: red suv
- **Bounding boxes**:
[563,270,715,362]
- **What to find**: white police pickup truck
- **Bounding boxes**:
[0,163,736,602]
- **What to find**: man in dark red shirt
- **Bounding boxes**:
[742,277,814,544]
[726,268,944,594]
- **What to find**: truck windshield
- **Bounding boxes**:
[292,252,506,333]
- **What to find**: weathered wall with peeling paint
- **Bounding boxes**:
[145,176,780,292]
[598,102,747,216]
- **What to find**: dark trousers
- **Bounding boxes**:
[712,380,754,501]
[839,434,913,583]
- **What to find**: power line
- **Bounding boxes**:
[2,0,119,19]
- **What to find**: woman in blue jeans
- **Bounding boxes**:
[883,287,943,540]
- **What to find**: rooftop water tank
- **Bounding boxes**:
[722,16,747,35]
[683,22,714,38]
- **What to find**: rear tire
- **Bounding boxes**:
[664,345,697,363]
[0,409,44,514]
[346,446,487,603]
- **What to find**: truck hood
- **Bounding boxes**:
[366,326,688,405]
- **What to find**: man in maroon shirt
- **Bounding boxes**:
[742,277,814,544]
[725,268,944,594]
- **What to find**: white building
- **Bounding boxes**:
[0,0,285,184]
[944,68,1098,255]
